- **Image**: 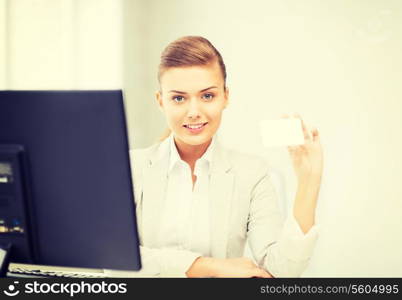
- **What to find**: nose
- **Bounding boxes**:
[186,98,201,120]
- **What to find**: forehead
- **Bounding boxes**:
[160,62,224,92]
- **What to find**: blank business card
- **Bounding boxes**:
[260,118,305,147]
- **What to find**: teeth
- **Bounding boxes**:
[188,124,202,129]
[187,123,205,129]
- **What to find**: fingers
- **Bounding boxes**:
[258,269,273,278]
[249,268,273,278]
[292,113,311,142]
[282,112,320,144]
[312,127,320,143]
[281,113,310,141]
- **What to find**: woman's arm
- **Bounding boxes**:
[286,114,323,234]
[293,176,321,234]
[245,115,323,277]
[185,257,272,278]
[105,246,272,278]
[246,170,319,277]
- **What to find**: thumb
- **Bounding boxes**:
[312,127,320,142]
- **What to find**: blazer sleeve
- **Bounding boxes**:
[246,169,319,278]
[138,246,202,277]
[103,246,201,277]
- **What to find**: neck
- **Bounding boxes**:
[174,136,212,164]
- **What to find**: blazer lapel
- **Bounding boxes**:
[141,140,169,247]
[210,141,234,258]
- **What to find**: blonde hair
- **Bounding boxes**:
[157,36,227,141]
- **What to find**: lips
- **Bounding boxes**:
[183,122,208,129]
[183,122,208,133]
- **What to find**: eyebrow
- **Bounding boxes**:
[168,86,218,94]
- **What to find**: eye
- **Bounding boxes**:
[202,93,214,101]
[172,95,185,103]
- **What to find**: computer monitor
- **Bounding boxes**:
[0,90,141,275]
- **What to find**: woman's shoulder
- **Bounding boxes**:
[130,143,160,157]
[216,143,271,175]
[129,139,170,166]
[226,148,266,165]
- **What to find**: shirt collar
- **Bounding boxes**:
[168,133,215,173]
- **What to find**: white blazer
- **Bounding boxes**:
[115,137,318,277]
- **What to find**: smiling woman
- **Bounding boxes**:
[128,36,323,278]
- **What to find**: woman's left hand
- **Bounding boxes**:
[283,114,323,183]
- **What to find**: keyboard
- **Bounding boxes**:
[8,263,107,278]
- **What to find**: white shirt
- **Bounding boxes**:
[157,134,215,256]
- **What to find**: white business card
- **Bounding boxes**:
[260,118,305,147]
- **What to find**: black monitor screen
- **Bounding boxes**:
[0,90,141,271]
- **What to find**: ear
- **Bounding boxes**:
[223,86,229,109]
[155,90,164,112]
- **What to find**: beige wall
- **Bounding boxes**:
[1,0,123,90]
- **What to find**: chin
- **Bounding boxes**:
[178,133,213,146]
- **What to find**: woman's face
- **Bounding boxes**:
[156,62,228,147]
